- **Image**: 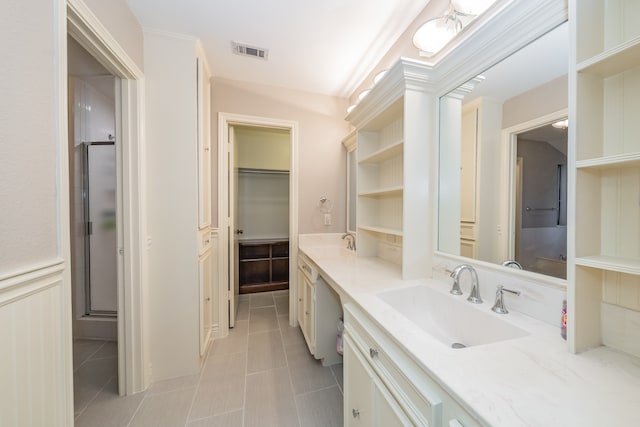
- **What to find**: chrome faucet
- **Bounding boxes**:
[450,264,482,303]
[341,232,356,251]
[491,285,521,314]
[502,260,523,269]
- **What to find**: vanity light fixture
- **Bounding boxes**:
[413,0,496,57]
[358,89,371,101]
[552,119,569,129]
[347,104,356,114]
[373,69,387,85]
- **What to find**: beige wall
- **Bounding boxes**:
[235,126,290,171]
[347,0,448,103]
[212,78,350,234]
[0,0,59,273]
[83,0,144,71]
[502,75,568,129]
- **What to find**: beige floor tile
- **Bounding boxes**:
[90,341,118,360]
[201,352,247,383]
[189,353,246,419]
[247,330,286,373]
[189,379,245,420]
[187,410,243,427]
[274,295,290,316]
[295,386,343,427]
[75,377,145,427]
[249,306,279,334]
[129,387,196,427]
[245,367,299,427]
[147,373,201,396]
[278,315,306,347]
[272,289,289,296]
[236,299,250,321]
[331,363,344,393]
[73,339,106,370]
[210,321,248,356]
[73,357,118,414]
[250,292,275,308]
[286,346,337,395]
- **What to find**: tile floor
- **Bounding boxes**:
[73,290,344,426]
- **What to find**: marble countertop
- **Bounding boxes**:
[298,234,640,427]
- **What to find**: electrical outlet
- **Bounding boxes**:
[323,213,332,226]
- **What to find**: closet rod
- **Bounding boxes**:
[238,168,289,175]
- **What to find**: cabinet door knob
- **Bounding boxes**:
[352,409,360,419]
[369,348,379,358]
[298,298,302,302]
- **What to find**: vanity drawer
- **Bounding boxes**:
[345,304,443,427]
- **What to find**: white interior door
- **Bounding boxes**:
[228,125,240,327]
[85,142,117,314]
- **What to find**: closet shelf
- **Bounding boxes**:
[358,225,403,237]
[359,186,403,198]
[577,35,640,77]
[576,153,640,170]
[575,255,640,276]
[359,140,403,164]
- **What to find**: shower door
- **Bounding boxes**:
[83,141,117,316]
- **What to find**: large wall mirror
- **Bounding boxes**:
[438,22,568,279]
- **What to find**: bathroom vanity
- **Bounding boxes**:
[299,234,640,426]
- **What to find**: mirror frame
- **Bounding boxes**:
[343,130,357,234]
[431,0,568,289]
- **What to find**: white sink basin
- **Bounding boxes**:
[378,285,529,349]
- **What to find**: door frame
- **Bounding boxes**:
[65,0,148,395]
[499,108,568,263]
[218,113,299,337]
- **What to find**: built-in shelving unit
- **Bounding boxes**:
[570,0,640,357]
[238,239,289,294]
[346,58,434,279]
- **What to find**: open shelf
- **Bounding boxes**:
[359,140,403,164]
[577,35,640,77]
[575,255,640,276]
[358,186,403,198]
[358,225,403,237]
[576,153,640,169]
[572,0,640,358]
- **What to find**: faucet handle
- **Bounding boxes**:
[449,268,463,295]
[491,285,521,314]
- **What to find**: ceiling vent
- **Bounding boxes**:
[231,41,269,60]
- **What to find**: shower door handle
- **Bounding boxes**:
[87,221,93,236]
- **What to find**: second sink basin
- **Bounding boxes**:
[378,285,529,349]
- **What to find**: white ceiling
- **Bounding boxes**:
[126,0,431,98]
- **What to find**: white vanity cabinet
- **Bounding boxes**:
[344,336,413,426]
[344,303,483,427]
[297,252,343,366]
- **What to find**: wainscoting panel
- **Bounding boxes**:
[0,261,70,426]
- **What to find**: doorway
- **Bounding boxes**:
[234,126,291,297]
[66,0,147,396]
[503,110,568,279]
[218,114,298,334]
[68,36,120,413]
